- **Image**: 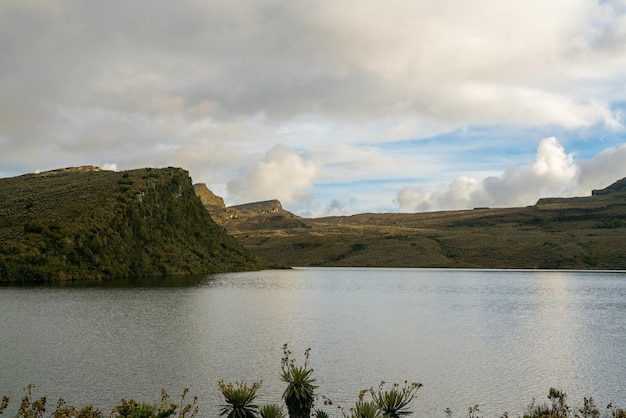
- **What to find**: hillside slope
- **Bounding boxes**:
[0,167,264,282]
[218,179,626,270]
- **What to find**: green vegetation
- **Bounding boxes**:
[280,345,317,418]
[218,381,261,418]
[7,167,625,275]
[3,347,625,418]
[217,183,626,269]
[0,166,265,282]
[369,382,422,418]
[258,405,285,418]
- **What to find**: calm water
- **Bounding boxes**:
[2,268,626,417]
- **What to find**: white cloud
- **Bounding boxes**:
[2,0,626,215]
[396,137,626,212]
[226,145,318,206]
[578,142,626,192]
[102,163,118,171]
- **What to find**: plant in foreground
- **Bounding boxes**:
[0,396,9,415]
[347,401,384,418]
[53,398,103,418]
[576,397,600,418]
[280,344,317,418]
[218,380,261,418]
[259,404,285,418]
[314,409,329,418]
[110,389,197,418]
[111,401,158,418]
[467,404,480,418]
[17,384,47,418]
[369,380,422,418]
[607,403,626,418]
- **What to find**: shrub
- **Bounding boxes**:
[259,404,285,418]
[3,354,626,418]
[111,401,159,418]
[15,385,47,418]
[24,223,44,234]
[347,401,383,418]
[280,345,317,418]
[218,380,261,418]
[52,398,102,418]
[369,381,422,418]
[0,396,8,415]
[109,389,198,418]
[575,397,600,418]
[314,409,329,418]
[524,388,571,418]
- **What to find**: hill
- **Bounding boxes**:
[216,179,626,269]
[0,167,264,282]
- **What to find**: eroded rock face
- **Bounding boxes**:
[229,199,284,215]
[193,183,225,207]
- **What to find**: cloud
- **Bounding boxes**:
[578,142,626,192]
[226,145,318,206]
[397,137,626,212]
[102,163,118,171]
[2,1,626,214]
[2,0,625,142]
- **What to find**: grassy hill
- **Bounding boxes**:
[0,166,264,282]
[217,182,626,270]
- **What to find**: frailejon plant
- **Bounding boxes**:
[218,380,261,418]
[369,381,422,418]
[314,409,329,418]
[4,353,626,418]
[280,344,317,418]
[111,401,159,418]
[347,401,384,418]
[259,404,286,418]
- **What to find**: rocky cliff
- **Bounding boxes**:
[229,199,284,215]
[0,167,264,282]
[193,183,225,207]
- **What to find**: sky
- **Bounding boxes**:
[2,0,626,217]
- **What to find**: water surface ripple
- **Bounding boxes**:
[2,268,626,417]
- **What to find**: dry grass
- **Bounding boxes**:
[220,193,626,269]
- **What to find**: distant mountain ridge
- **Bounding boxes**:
[7,167,620,282]
[213,176,626,270]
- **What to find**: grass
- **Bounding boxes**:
[2,378,625,418]
[0,166,265,282]
[1,347,624,418]
[217,192,626,269]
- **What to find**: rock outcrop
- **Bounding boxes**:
[229,199,284,215]
[193,183,225,207]
[592,177,626,196]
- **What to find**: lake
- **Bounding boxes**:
[1,268,626,417]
